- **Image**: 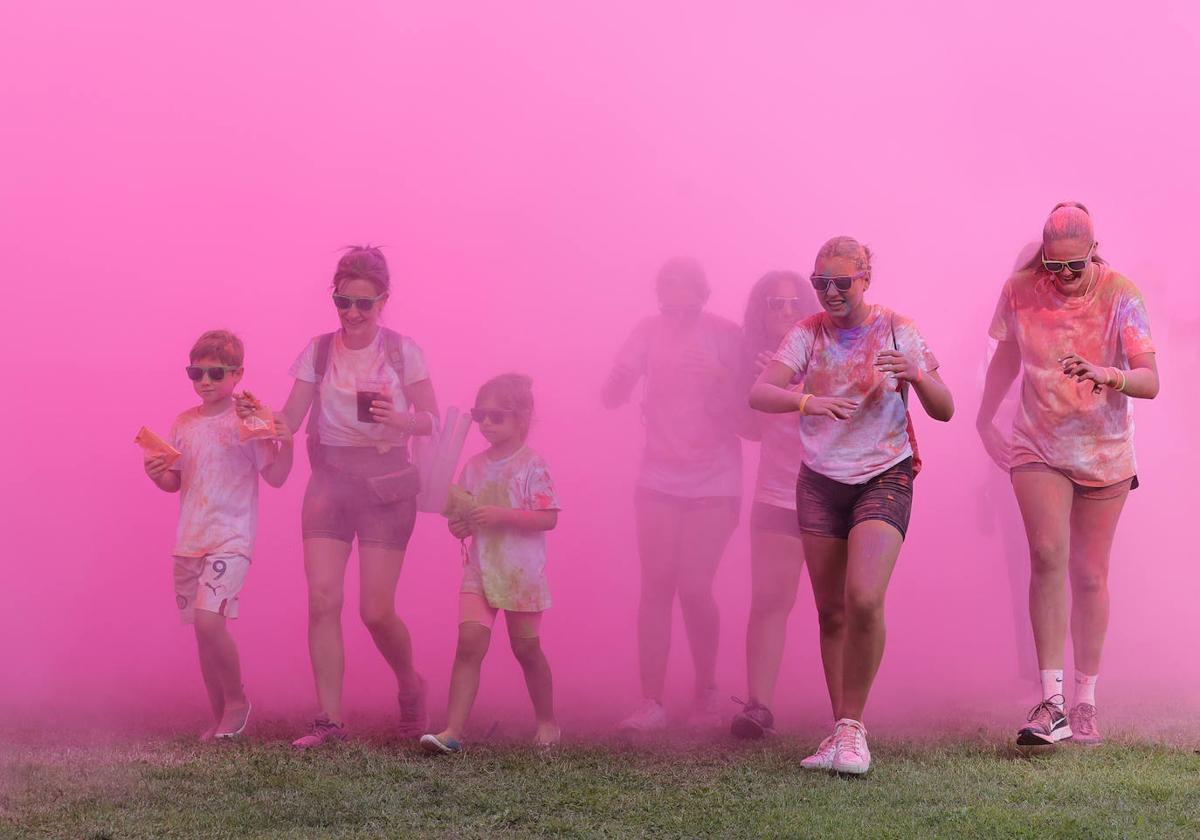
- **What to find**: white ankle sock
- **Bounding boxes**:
[1074,671,1098,706]
[1039,669,1065,706]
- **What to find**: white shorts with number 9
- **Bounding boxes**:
[173,552,251,623]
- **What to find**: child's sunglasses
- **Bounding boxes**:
[810,271,868,293]
[1042,243,1095,275]
[766,296,808,313]
[470,408,515,424]
[332,293,385,312]
[185,365,241,382]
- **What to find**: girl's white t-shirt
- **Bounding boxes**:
[289,329,429,448]
[754,397,806,510]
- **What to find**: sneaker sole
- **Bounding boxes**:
[799,759,834,771]
[832,762,870,775]
[1016,724,1073,747]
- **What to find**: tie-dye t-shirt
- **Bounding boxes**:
[773,306,938,485]
[613,312,743,498]
[459,446,561,612]
[170,405,276,558]
[988,266,1155,486]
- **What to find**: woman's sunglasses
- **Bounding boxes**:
[766,296,808,313]
[470,408,515,424]
[185,365,241,382]
[332,293,385,312]
[810,271,868,293]
[1042,243,1095,275]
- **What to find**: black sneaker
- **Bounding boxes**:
[730,697,775,739]
[1017,695,1072,746]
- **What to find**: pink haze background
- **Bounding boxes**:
[2,2,1198,735]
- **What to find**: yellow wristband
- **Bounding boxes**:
[799,393,813,414]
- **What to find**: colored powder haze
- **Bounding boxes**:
[2,2,1198,736]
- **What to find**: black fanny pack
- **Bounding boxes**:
[315,445,421,504]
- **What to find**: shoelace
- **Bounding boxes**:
[312,718,339,734]
[730,696,764,712]
[1026,694,1066,724]
[834,722,864,755]
[1073,704,1097,724]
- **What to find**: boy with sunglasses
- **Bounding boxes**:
[143,330,293,740]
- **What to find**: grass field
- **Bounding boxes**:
[3,721,1199,839]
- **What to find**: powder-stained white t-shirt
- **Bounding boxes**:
[170,405,276,558]
[459,446,562,613]
[289,329,429,449]
[773,306,938,485]
[613,312,743,498]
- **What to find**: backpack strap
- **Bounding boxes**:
[381,327,407,387]
[305,333,336,446]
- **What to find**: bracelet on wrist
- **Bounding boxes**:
[798,393,813,414]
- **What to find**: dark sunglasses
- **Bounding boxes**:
[810,271,868,293]
[766,296,808,313]
[185,365,241,382]
[470,408,515,424]
[1042,243,1095,275]
[332,293,385,312]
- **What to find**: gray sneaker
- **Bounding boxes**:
[1017,695,1072,746]
[1068,703,1102,746]
[292,715,348,750]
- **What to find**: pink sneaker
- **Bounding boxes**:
[800,725,843,771]
[397,674,428,738]
[292,715,348,750]
[830,718,871,775]
[1068,703,1103,746]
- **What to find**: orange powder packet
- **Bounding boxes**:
[134,426,182,467]
[236,390,277,442]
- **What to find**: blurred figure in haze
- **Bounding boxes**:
[602,257,743,732]
[978,203,1159,748]
[730,271,820,739]
[751,236,955,775]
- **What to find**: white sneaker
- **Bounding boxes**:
[687,688,722,729]
[830,718,871,775]
[799,724,844,770]
[618,699,667,732]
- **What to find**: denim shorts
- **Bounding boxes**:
[796,458,914,540]
[301,445,417,550]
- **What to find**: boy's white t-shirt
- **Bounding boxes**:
[773,305,938,485]
[612,312,743,498]
[459,446,561,613]
[170,405,276,558]
[288,329,429,448]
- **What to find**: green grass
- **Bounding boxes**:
[3,725,1198,839]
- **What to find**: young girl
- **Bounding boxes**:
[978,203,1158,747]
[421,374,562,753]
[732,271,820,739]
[750,237,954,774]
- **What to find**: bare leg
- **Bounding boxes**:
[1068,487,1129,675]
[437,622,491,742]
[195,624,225,724]
[838,520,903,722]
[634,490,684,701]
[508,620,558,744]
[675,498,738,697]
[194,610,248,732]
[745,528,805,706]
[358,545,420,695]
[1011,471,1075,671]
[801,534,848,721]
[303,537,352,723]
